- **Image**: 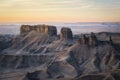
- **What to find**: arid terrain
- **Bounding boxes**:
[0,25,120,80]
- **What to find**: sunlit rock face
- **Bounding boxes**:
[20,25,57,36]
[78,32,98,46]
[60,27,73,40]
[78,34,88,45]
[89,32,98,46]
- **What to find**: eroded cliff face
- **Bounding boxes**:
[78,32,98,46]
[67,43,119,76]
[66,33,120,78]
[60,27,73,40]
[0,25,120,80]
[20,25,57,37]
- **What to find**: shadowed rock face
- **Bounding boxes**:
[74,69,120,80]
[0,35,13,52]
[0,54,53,70]
[60,27,73,40]
[20,25,57,36]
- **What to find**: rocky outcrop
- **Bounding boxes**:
[78,34,88,45]
[20,25,57,36]
[67,40,120,77]
[109,36,112,43]
[60,27,73,40]
[78,32,97,46]
[89,32,97,46]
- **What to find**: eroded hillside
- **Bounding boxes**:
[0,25,120,80]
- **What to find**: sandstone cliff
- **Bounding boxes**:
[78,32,98,46]
[78,34,88,45]
[60,27,73,40]
[20,25,57,36]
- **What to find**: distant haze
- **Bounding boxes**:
[0,22,120,35]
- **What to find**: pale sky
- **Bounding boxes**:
[0,0,120,22]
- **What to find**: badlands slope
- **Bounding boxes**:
[0,25,120,80]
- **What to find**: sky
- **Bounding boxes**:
[0,0,120,22]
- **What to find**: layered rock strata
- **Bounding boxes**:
[20,25,57,36]
[60,27,73,40]
[78,32,98,46]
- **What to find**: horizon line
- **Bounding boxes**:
[0,21,120,24]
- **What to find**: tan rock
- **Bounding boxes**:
[20,25,57,36]
[88,32,97,46]
[78,34,88,45]
[60,27,73,40]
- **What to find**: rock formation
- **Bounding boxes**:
[78,34,88,45]
[0,25,120,80]
[20,25,57,36]
[67,41,120,77]
[109,36,112,43]
[78,32,98,46]
[89,32,97,46]
[60,27,73,40]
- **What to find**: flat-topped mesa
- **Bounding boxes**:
[20,25,57,36]
[78,32,98,46]
[60,27,73,40]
